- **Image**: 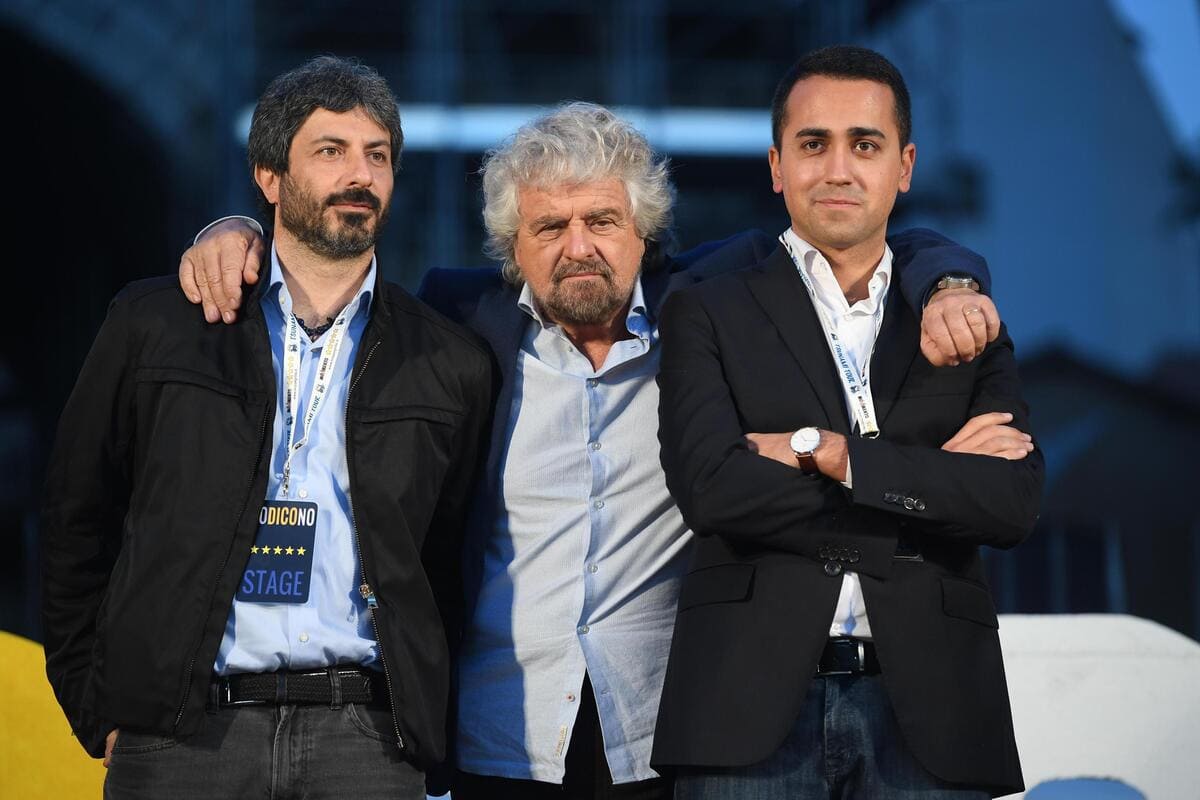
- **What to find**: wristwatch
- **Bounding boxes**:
[790,427,821,473]
[933,275,980,293]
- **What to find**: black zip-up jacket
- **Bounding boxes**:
[41,267,493,769]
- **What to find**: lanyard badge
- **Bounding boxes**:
[779,233,881,438]
[238,501,319,604]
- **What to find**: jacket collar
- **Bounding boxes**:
[244,235,392,329]
[745,244,917,434]
[641,239,693,322]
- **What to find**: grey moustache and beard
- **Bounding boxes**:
[539,258,631,326]
[278,174,390,260]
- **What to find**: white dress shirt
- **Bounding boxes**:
[782,228,893,641]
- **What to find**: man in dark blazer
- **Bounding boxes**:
[651,47,1043,799]
[178,102,999,798]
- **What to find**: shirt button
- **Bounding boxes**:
[566,693,576,702]
[589,441,602,451]
[588,564,599,574]
[298,488,309,499]
[587,379,598,388]
[593,499,604,510]
[577,625,590,635]
[299,633,309,643]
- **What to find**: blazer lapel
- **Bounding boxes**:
[868,274,919,430]
[746,247,851,434]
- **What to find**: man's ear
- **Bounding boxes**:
[898,142,916,194]
[768,146,784,194]
[254,165,282,206]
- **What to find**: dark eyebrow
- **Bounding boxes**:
[849,127,886,139]
[311,135,391,152]
[794,127,830,139]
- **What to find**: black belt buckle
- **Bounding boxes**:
[216,677,267,708]
[821,639,864,676]
[816,638,874,676]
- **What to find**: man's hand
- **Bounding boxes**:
[103,728,119,767]
[942,412,1033,460]
[744,430,848,482]
[920,288,1000,367]
[179,219,265,324]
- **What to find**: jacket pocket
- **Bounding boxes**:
[353,404,463,426]
[135,366,256,400]
[941,577,998,628]
[677,563,755,611]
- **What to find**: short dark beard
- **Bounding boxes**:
[539,258,631,327]
[278,174,389,260]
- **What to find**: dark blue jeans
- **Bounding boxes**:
[103,703,425,799]
[673,674,990,800]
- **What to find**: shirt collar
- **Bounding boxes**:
[516,274,651,341]
[781,228,892,312]
[265,242,376,322]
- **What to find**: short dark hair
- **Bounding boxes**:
[247,56,403,207]
[770,45,911,150]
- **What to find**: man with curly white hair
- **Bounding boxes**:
[179,99,997,799]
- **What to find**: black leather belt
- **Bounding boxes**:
[210,666,388,708]
[815,638,880,676]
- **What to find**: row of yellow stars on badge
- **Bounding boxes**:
[251,545,308,556]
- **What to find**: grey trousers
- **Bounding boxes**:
[103,703,425,800]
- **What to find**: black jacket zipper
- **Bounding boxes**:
[344,339,406,751]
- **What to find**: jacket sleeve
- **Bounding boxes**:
[888,227,992,313]
[419,343,494,794]
[657,288,902,579]
[420,346,494,646]
[846,327,1044,549]
[41,292,137,757]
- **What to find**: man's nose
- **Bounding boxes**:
[564,223,597,260]
[344,152,375,187]
[824,145,853,185]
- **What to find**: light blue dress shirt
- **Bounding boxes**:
[215,246,379,675]
[456,277,693,784]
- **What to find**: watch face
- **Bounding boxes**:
[790,427,820,454]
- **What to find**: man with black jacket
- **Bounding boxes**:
[652,46,1042,798]
[41,56,491,799]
